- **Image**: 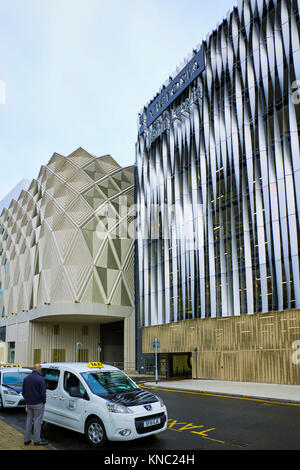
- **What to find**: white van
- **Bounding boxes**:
[41,362,168,447]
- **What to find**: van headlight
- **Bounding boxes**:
[3,388,19,396]
[3,387,19,395]
[106,402,133,414]
[156,395,164,407]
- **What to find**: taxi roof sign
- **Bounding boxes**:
[88,362,104,368]
[0,364,23,368]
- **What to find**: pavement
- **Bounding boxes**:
[0,377,299,451]
[143,378,300,404]
[0,415,48,451]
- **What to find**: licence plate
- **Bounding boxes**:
[144,417,160,428]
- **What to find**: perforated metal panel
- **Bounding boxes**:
[0,148,135,314]
[136,0,300,326]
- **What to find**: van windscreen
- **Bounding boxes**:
[80,371,139,396]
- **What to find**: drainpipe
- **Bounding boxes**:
[76,342,82,362]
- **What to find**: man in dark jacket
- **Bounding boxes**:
[22,364,48,446]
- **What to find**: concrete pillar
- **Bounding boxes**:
[124,309,136,373]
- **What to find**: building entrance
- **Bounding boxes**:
[170,353,192,379]
[100,320,124,368]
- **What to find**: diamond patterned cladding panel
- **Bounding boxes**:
[53,182,78,211]
[67,147,96,168]
[52,212,78,261]
[0,147,135,314]
[43,198,64,231]
[95,239,120,299]
[112,168,135,191]
[56,159,78,182]
[110,276,133,307]
[96,202,120,237]
[82,160,107,182]
[82,185,107,211]
[98,176,121,199]
[47,153,66,173]
[122,248,135,298]
[66,195,94,226]
[67,169,94,193]
[96,155,120,174]
[50,265,75,302]
[81,215,106,260]
[80,271,106,304]
[63,229,93,299]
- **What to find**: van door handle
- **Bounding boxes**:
[52,395,57,399]
[59,396,65,401]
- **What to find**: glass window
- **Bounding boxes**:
[82,326,88,336]
[53,325,60,335]
[51,349,65,362]
[64,372,88,399]
[33,349,41,364]
[80,370,139,397]
[8,342,15,363]
[77,349,88,362]
[0,327,5,342]
[2,371,30,385]
[41,368,60,391]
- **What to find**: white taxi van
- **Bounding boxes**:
[0,365,32,410]
[40,362,167,446]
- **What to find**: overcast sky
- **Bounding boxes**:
[0,0,236,201]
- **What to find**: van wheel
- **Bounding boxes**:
[85,417,107,447]
[0,396,3,411]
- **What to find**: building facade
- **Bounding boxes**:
[135,0,300,383]
[0,148,135,369]
[0,179,30,214]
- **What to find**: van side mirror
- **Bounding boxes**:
[69,386,89,400]
[69,386,82,398]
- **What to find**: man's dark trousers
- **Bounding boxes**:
[24,403,45,443]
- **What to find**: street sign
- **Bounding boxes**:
[152,338,160,384]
